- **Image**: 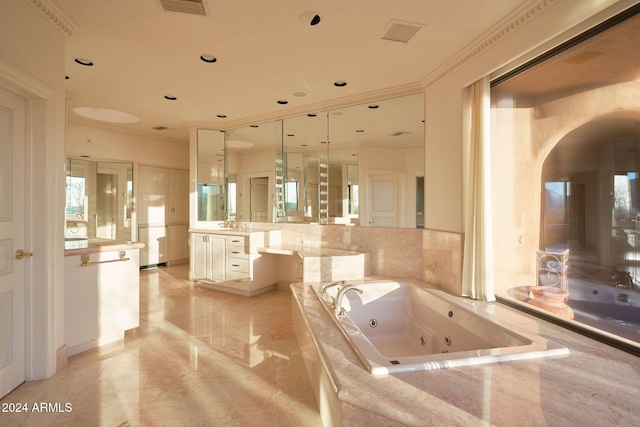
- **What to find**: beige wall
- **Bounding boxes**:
[67,121,189,169]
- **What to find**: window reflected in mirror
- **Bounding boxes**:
[65,158,133,241]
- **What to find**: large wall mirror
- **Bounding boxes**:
[195,92,425,228]
[65,158,133,240]
[225,120,283,223]
[197,129,226,222]
[328,93,425,227]
[282,112,330,223]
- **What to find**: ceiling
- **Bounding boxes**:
[491,9,640,148]
[492,10,640,108]
[57,0,536,142]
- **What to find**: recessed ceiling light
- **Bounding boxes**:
[293,91,308,97]
[301,144,308,147]
[217,114,227,118]
[164,95,177,100]
[368,105,379,109]
[307,113,317,117]
[74,58,94,66]
[250,125,259,128]
[334,81,347,87]
[356,129,364,132]
[73,107,140,124]
[65,76,70,80]
[287,134,294,137]
[320,141,327,144]
[299,11,321,26]
[200,54,217,63]
[277,100,288,105]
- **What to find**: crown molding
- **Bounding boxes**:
[0,58,54,98]
[68,118,188,145]
[186,81,425,131]
[25,0,78,38]
[421,0,561,89]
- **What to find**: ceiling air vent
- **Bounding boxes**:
[380,20,424,44]
[152,126,169,131]
[158,0,206,16]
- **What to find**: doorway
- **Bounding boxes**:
[250,177,269,222]
[365,170,406,227]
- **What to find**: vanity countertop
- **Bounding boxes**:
[189,228,249,236]
[64,238,145,257]
[258,244,365,258]
[291,279,640,426]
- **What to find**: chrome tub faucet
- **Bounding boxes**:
[320,280,347,301]
[333,285,363,318]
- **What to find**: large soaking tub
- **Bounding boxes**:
[312,280,568,375]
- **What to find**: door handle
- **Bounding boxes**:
[15,249,33,260]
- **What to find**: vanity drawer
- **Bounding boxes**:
[227,236,246,248]
[227,247,249,259]
[228,257,250,273]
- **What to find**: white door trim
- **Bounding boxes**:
[241,172,273,223]
[364,169,406,227]
[0,60,59,381]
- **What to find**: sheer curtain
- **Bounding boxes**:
[462,76,495,301]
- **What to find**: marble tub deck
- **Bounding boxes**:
[291,280,640,426]
[0,265,322,426]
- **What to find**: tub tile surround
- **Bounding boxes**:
[423,229,464,295]
[291,280,640,426]
[246,223,460,288]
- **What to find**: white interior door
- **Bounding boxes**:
[366,171,405,227]
[0,87,27,398]
[250,177,269,222]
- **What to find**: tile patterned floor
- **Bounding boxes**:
[1,264,323,426]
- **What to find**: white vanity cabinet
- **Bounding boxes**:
[190,232,226,282]
[189,230,279,296]
[226,235,250,280]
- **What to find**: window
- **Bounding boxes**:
[491,6,640,354]
[285,181,299,211]
[65,175,86,220]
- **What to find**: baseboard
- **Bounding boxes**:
[56,345,68,372]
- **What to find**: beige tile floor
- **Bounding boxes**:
[1,264,323,426]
